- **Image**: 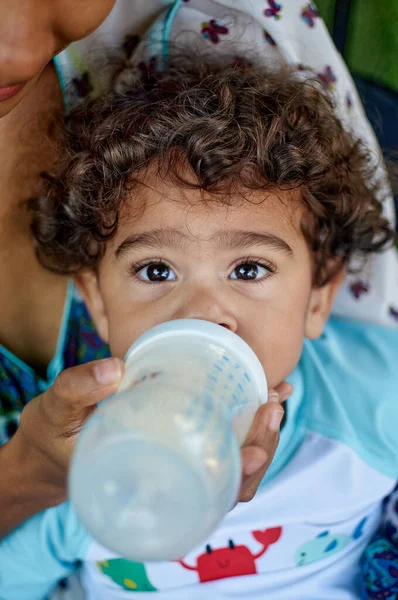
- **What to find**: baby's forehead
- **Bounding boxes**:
[107,181,308,258]
[119,177,305,242]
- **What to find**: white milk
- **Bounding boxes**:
[69,320,268,561]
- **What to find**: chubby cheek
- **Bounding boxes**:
[257,332,304,389]
[241,303,307,389]
[106,306,152,358]
[103,290,171,358]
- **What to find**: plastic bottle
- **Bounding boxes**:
[69,319,267,561]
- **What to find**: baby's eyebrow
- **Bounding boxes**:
[115,228,293,257]
[214,230,293,255]
[116,228,190,257]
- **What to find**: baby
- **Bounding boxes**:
[1,59,397,600]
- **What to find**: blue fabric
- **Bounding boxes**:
[361,486,398,599]
[302,318,398,479]
[0,503,91,600]
[0,284,110,446]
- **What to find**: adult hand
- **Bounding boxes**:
[0,358,123,537]
[18,357,124,483]
[238,381,292,503]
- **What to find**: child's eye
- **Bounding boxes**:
[136,262,176,282]
[229,262,272,282]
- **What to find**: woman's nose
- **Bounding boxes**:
[173,291,238,333]
[0,4,57,85]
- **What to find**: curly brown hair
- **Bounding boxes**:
[31,60,394,286]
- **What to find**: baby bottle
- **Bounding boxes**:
[69,319,268,561]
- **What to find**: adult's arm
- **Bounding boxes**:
[0,435,65,539]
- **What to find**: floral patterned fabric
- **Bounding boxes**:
[0,285,109,446]
[362,486,398,599]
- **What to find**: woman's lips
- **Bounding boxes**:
[0,82,26,102]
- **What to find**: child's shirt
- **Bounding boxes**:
[0,317,397,600]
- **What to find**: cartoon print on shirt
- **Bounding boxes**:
[301,3,319,27]
[97,559,157,591]
[178,527,282,582]
[264,0,282,20]
[296,517,368,566]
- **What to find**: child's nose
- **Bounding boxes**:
[173,291,238,333]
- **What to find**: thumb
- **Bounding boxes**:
[44,358,124,420]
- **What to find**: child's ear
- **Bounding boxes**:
[304,267,346,340]
[74,271,109,343]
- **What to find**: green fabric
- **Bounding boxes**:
[345,0,398,94]
[315,0,335,32]
[315,0,398,94]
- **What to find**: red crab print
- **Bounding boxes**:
[201,20,229,44]
[317,66,337,91]
[265,0,282,20]
[301,2,320,27]
[350,280,370,299]
[178,527,282,583]
[263,29,277,45]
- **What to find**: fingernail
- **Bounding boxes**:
[268,391,280,403]
[268,407,284,432]
[94,358,122,385]
[243,455,267,476]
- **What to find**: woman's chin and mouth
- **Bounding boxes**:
[0,59,60,119]
[0,81,27,101]
[0,80,31,118]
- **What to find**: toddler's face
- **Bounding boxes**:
[78,177,343,389]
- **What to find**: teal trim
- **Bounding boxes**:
[307,419,398,480]
[46,281,75,384]
[305,410,398,480]
[161,0,182,66]
[53,52,70,113]
[0,281,74,390]
[300,318,398,480]
[0,343,40,382]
